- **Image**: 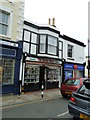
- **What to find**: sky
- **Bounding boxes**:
[24,0,89,55]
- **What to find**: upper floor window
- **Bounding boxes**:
[67,44,73,58]
[48,35,57,55]
[30,33,37,55]
[0,11,9,35]
[59,41,63,58]
[40,35,46,53]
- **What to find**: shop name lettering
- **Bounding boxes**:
[39,59,55,63]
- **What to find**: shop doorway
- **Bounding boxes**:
[39,66,47,89]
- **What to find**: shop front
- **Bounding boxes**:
[64,63,85,81]
[22,57,61,92]
[1,40,22,95]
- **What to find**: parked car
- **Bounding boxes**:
[68,78,90,120]
[60,78,86,97]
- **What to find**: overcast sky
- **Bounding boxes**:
[24,0,89,55]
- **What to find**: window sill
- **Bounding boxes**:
[67,57,74,60]
[0,34,11,40]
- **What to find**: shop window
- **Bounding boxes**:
[2,58,15,85]
[40,35,46,53]
[25,64,39,83]
[0,58,2,84]
[67,44,73,58]
[48,35,57,55]
[47,67,60,82]
[0,11,9,35]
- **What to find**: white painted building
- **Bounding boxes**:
[19,19,63,92]
[59,35,86,82]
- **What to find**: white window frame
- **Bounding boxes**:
[0,5,13,38]
[67,44,74,58]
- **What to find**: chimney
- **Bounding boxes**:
[52,18,55,27]
[48,18,51,25]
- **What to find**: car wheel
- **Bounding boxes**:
[62,94,67,98]
[73,116,80,120]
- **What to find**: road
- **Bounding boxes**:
[2,97,73,119]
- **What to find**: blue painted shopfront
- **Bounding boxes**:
[1,40,23,95]
[64,63,84,80]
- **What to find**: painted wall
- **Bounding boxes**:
[59,37,85,64]
[0,0,24,41]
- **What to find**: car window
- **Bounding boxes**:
[78,85,90,96]
[63,79,80,86]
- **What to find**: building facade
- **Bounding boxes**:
[59,35,86,82]
[0,0,24,94]
[19,19,63,92]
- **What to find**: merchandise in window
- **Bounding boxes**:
[0,11,8,35]
[25,64,40,83]
[2,58,15,85]
[47,67,60,82]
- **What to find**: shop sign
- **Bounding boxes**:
[26,57,39,61]
[0,40,18,47]
[64,64,84,70]
[38,58,57,64]
[73,65,78,69]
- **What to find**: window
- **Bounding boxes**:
[40,35,46,53]
[23,42,29,53]
[25,64,40,83]
[30,33,37,55]
[2,58,15,85]
[47,67,60,82]
[24,31,30,42]
[64,79,80,86]
[68,44,73,58]
[0,11,9,35]
[59,41,63,59]
[48,35,57,55]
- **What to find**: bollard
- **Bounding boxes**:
[41,82,44,98]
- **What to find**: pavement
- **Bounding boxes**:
[1,88,61,108]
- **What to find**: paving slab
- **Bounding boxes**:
[1,88,61,107]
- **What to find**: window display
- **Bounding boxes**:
[25,64,40,83]
[47,67,60,82]
[2,58,15,85]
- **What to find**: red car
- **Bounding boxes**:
[60,78,87,98]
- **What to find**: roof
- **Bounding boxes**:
[24,19,60,35]
[60,34,86,47]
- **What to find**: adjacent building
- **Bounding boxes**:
[59,35,86,82]
[0,0,24,94]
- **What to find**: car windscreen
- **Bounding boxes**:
[78,85,90,96]
[63,79,80,86]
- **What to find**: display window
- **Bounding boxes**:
[2,58,15,85]
[25,64,40,83]
[47,67,60,82]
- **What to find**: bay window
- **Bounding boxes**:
[48,35,57,55]
[40,35,46,53]
[30,33,37,55]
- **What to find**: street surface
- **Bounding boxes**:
[2,96,73,119]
